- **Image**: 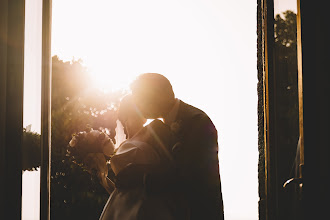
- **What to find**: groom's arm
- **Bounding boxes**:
[178,114,224,219]
[113,162,178,194]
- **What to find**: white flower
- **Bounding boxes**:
[78,131,87,139]
[89,129,100,138]
[69,136,78,147]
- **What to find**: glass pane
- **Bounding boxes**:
[51,1,258,220]
[273,1,300,220]
[22,0,43,219]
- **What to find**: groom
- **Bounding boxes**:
[130,73,224,220]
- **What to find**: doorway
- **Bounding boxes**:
[49,1,258,220]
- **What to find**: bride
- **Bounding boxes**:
[98,95,189,220]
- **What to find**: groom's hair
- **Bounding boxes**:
[130,73,175,102]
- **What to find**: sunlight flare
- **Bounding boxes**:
[89,65,136,92]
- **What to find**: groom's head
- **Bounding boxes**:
[130,73,175,119]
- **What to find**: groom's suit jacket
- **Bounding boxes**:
[117,100,224,219]
[170,100,224,220]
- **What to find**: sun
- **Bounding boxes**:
[87,62,138,93]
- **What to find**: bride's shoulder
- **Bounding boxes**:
[115,140,138,154]
[116,137,152,154]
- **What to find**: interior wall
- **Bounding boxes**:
[0,1,25,219]
[0,0,9,217]
[300,1,330,219]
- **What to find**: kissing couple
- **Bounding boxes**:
[99,73,224,220]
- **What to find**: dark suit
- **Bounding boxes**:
[114,101,224,219]
[170,100,224,220]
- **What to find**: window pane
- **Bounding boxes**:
[22,0,43,219]
[273,1,300,220]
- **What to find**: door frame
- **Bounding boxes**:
[40,0,52,219]
[258,0,304,219]
[0,1,52,219]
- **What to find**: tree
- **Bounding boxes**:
[22,128,40,171]
[50,56,126,219]
[273,10,299,148]
[21,56,126,219]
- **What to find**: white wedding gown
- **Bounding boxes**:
[99,119,189,220]
[99,140,175,220]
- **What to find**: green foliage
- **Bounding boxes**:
[274,10,299,144]
[22,129,40,171]
[50,56,127,219]
[274,10,298,88]
[274,11,297,49]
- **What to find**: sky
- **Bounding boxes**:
[21,0,302,219]
[274,0,297,15]
[22,1,42,220]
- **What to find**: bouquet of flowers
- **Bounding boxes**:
[67,128,115,186]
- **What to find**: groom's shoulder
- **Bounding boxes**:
[179,100,215,126]
[179,101,217,136]
[179,100,208,118]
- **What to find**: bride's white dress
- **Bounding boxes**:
[99,120,188,220]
